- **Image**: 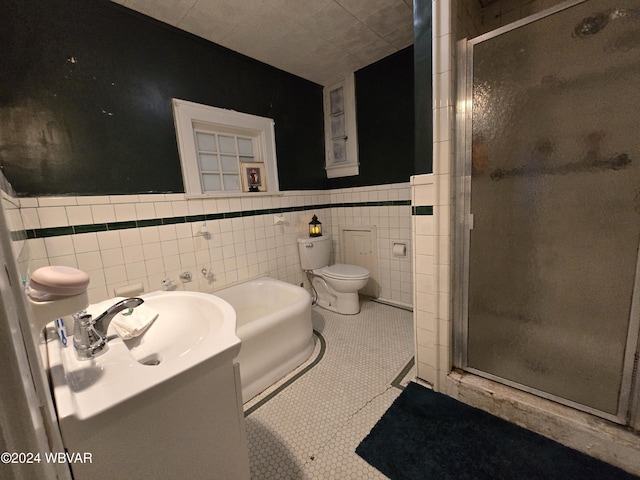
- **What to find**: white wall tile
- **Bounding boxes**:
[177,238,194,253]
[158,225,177,241]
[72,233,99,253]
[39,197,77,207]
[179,252,196,269]
[76,251,103,271]
[172,201,189,216]
[135,202,156,220]
[175,223,192,239]
[104,265,127,285]
[433,140,452,175]
[28,239,47,260]
[97,230,121,250]
[154,202,173,218]
[164,194,186,202]
[163,255,181,271]
[92,205,116,223]
[161,240,179,257]
[101,248,125,267]
[109,195,139,204]
[88,286,109,304]
[119,229,142,247]
[38,207,68,228]
[138,194,165,203]
[145,258,165,276]
[20,198,38,208]
[187,199,204,215]
[86,268,106,288]
[142,242,163,260]
[114,204,136,222]
[22,208,40,229]
[47,254,78,268]
[417,361,437,384]
[139,226,160,244]
[123,245,144,263]
[66,206,93,225]
[23,186,413,306]
[125,261,146,279]
[76,195,111,205]
[44,236,75,257]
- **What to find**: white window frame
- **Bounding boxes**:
[323,73,359,178]
[172,98,279,197]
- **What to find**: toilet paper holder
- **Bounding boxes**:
[392,242,407,257]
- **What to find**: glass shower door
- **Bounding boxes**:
[461,0,640,420]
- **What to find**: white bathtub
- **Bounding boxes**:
[213,277,313,402]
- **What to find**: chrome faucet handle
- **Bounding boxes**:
[72,297,144,360]
[73,312,107,360]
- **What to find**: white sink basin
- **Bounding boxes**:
[122,291,219,366]
[47,290,239,420]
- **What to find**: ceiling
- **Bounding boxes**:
[112,0,415,86]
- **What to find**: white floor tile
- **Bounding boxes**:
[245,300,414,479]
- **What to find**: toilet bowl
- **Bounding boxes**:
[297,235,371,315]
[321,264,370,293]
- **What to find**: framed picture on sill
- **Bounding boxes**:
[241,162,267,193]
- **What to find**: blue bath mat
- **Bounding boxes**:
[356,382,638,480]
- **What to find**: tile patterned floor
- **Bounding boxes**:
[244,299,415,479]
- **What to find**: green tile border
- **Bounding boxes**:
[391,356,415,391]
[412,205,433,215]
[14,200,413,240]
[35,226,74,238]
[74,223,108,234]
[244,330,326,417]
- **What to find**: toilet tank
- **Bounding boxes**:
[297,234,332,270]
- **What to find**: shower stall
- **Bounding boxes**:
[455,0,640,426]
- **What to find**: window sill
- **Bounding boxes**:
[185,191,284,200]
[326,163,359,178]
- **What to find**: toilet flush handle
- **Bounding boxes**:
[305,243,313,248]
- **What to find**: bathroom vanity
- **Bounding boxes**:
[45,291,250,480]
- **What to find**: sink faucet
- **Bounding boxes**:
[73,298,144,360]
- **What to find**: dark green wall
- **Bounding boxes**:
[0,0,419,197]
[0,0,325,196]
[328,47,415,189]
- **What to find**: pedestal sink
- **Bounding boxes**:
[46,290,250,480]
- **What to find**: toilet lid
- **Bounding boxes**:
[322,264,370,280]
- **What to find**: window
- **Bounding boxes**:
[324,74,359,178]
[172,99,279,197]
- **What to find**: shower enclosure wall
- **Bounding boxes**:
[455,0,640,427]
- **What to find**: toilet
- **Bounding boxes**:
[297,234,370,315]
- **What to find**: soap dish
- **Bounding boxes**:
[29,266,90,297]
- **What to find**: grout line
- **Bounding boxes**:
[350,385,396,418]
[302,384,397,468]
[303,364,412,470]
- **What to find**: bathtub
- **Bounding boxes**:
[213,277,313,402]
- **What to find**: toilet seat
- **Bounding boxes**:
[322,264,370,280]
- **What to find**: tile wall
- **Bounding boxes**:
[15,183,412,308]
[1,175,27,276]
[330,187,413,307]
[411,0,455,389]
